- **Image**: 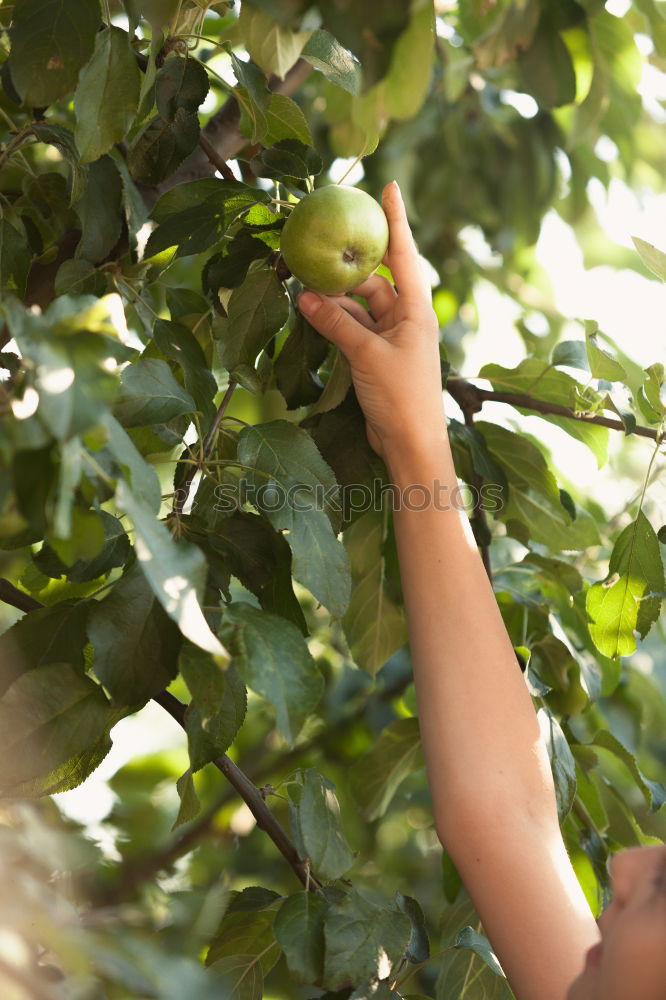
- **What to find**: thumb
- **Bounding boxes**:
[298,291,369,357]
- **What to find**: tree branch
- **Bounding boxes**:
[155,58,313,197]
[173,378,238,514]
[91,782,237,906]
[0,578,42,613]
[446,377,662,442]
[153,691,321,891]
[0,582,320,896]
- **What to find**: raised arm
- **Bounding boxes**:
[297,181,600,1000]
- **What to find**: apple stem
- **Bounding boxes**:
[335,141,371,185]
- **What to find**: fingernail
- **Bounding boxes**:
[391,179,402,200]
[299,291,322,315]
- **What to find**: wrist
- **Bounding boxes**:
[382,428,454,485]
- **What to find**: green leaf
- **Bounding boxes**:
[128,109,200,185]
[349,718,422,821]
[584,321,627,382]
[114,357,196,427]
[342,508,408,677]
[155,54,209,119]
[288,768,355,881]
[0,600,89,696]
[173,768,201,829]
[35,510,131,583]
[54,259,107,297]
[473,1,540,68]
[589,729,666,812]
[301,29,361,95]
[538,707,576,822]
[202,953,262,1000]
[203,231,272,294]
[632,235,666,281]
[382,0,436,121]
[199,510,307,634]
[5,295,127,441]
[436,896,514,999]
[301,390,385,528]
[31,123,87,204]
[322,889,411,990]
[0,662,114,798]
[206,908,281,977]
[102,412,162,514]
[551,340,589,371]
[479,359,609,466]
[238,4,312,79]
[237,420,351,617]
[115,479,230,661]
[8,0,100,108]
[0,217,31,298]
[250,138,323,183]
[215,269,289,371]
[454,927,506,978]
[273,891,327,983]
[307,348,352,417]
[152,319,217,424]
[261,93,313,146]
[351,985,403,1000]
[568,60,609,149]
[518,21,576,108]
[586,511,665,658]
[74,26,141,163]
[218,602,322,745]
[476,421,585,551]
[146,181,270,259]
[396,892,429,965]
[75,155,123,264]
[638,363,666,422]
[179,642,247,771]
[274,312,329,410]
[87,561,181,707]
[227,45,269,112]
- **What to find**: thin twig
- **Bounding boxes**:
[91,783,236,906]
[174,379,238,514]
[154,691,322,892]
[198,133,237,181]
[0,578,41,613]
[446,377,661,442]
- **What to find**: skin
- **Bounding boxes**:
[297,181,666,1000]
[567,845,666,1000]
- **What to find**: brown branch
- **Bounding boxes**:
[157,58,313,196]
[0,578,42,613]
[0,583,320,896]
[93,665,414,905]
[91,782,236,906]
[154,691,321,891]
[173,378,238,514]
[446,377,662,441]
[198,133,236,181]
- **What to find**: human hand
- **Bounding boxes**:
[297,181,445,462]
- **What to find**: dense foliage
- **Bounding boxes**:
[0,0,665,997]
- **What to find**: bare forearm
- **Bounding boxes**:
[384,431,599,999]
[384,431,557,833]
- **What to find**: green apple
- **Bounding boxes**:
[279,184,389,294]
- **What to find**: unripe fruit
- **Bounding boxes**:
[280,185,389,295]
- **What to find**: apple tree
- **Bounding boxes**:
[0,1,665,997]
